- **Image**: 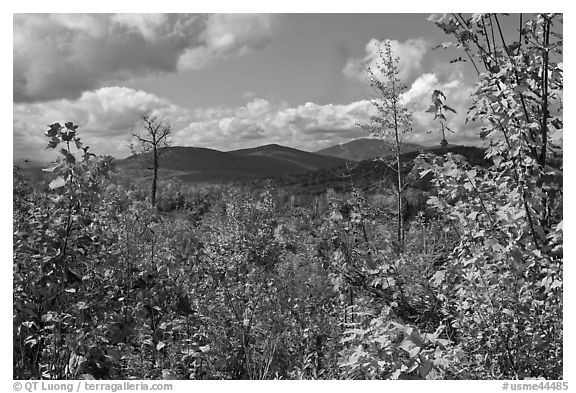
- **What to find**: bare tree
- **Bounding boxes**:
[132,114,172,207]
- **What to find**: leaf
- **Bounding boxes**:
[49,177,66,189]
[47,123,61,134]
[47,138,60,149]
[432,90,443,99]
[66,267,83,283]
[42,162,62,173]
[45,128,58,137]
[479,129,491,139]
[61,130,75,142]
[551,118,563,129]
[450,57,466,64]
[390,365,408,379]
[65,122,79,130]
[399,339,420,357]
[419,358,434,378]
[550,280,562,290]
[24,337,39,347]
[76,302,88,310]
[471,13,485,23]
[435,338,452,347]
[66,153,76,165]
[21,321,36,329]
[431,270,446,287]
[408,328,424,347]
[506,42,521,54]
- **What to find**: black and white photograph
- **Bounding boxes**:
[12,9,564,384]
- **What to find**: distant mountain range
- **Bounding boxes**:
[14,139,483,187]
[117,144,351,182]
[266,145,489,195]
[230,144,351,171]
[316,138,425,161]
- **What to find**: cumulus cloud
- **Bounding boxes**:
[13,13,278,103]
[173,80,481,151]
[343,38,429,83]
[341,37,483,145]
[13,86,191,161]
[176,14,275,71]
[400,68,479,146]
[14,74,480,162]
[174,98,377,152]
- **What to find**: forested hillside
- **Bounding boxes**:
[316,138,423,161]
[118,145,350,183]
[13,13,562,380]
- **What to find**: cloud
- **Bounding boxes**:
[343,38,429,83]
[176,14,276,71]
[173,84,481,151]
[13,86,191,161]
[174,99,377,152]
[400,68,479,146]
[14,13,278,103]
[14,76,480,163]
[111,13,171,40]
[341,37,484,146]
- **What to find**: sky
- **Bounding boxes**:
[13,13,525,161]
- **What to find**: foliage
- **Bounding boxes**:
[338,305,463,379]
[13,13,562,381]
[418,13,563,378]
[14,122,116,379]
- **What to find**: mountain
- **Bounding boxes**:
[264,145,489,195]
[316,138,424,161]
[230,144,352,170]
[118,145,351,182]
